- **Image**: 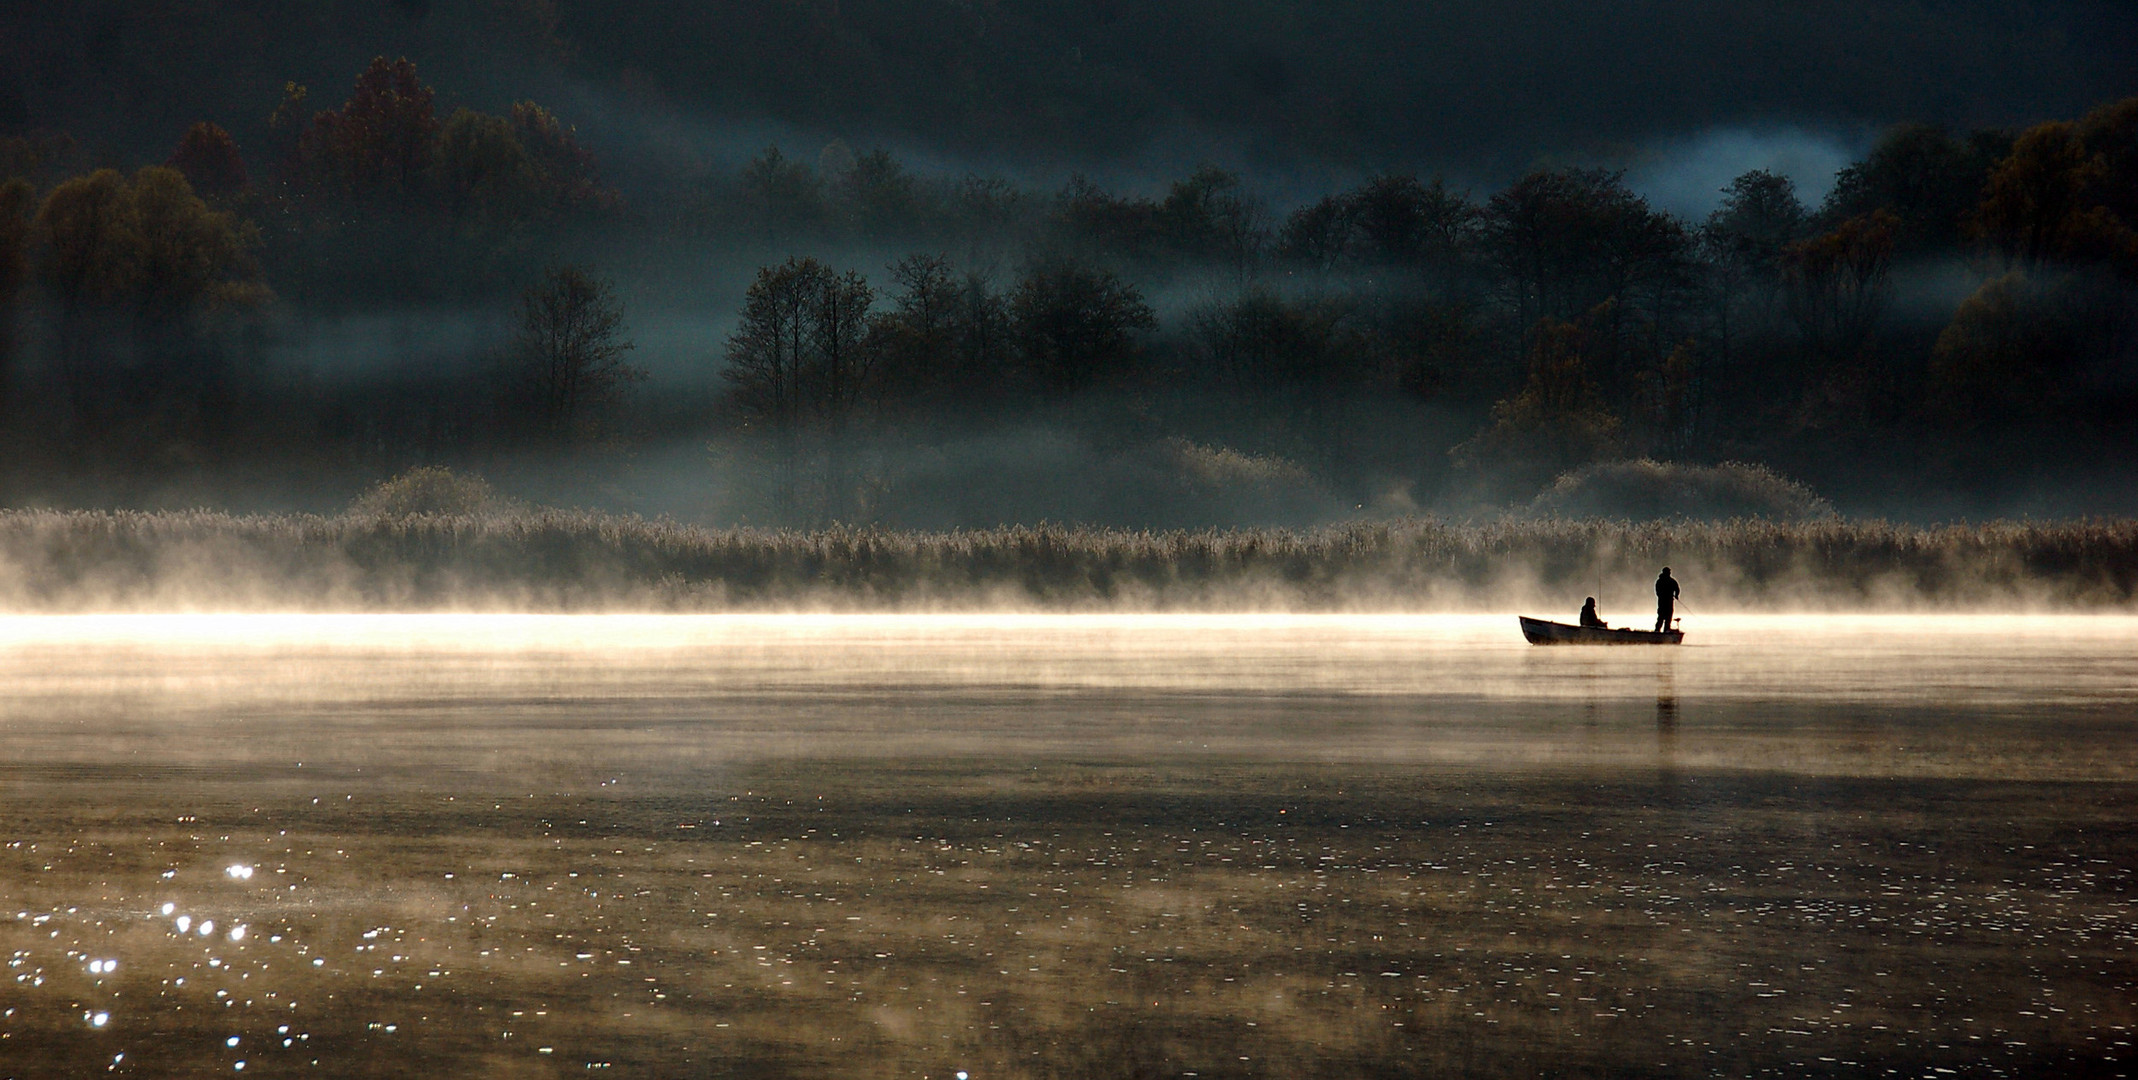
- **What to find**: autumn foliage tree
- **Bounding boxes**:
[30,166,263,431]
[434,109,542,226]
[1451,315,1623,491]
[1929,274,2071,430]
[284,58,609,232]
[34,167,262,317]
[34,170,142,319]
[167,123,249,199]
[131,168,265,321]
[2075,98,2138,254]
[508,102,609,215]
[297,57,439,203]
[1973,100,2138,273]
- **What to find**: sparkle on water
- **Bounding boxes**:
[0,613,2132,1076]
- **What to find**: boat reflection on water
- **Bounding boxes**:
[0,614,2133,1077]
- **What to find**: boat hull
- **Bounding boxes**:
[1519,616,1683,645]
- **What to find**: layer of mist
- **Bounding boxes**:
[1,510,2131,614]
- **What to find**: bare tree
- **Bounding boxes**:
[725,258,824,431]
[726,258,842,515]
[512,265,641,443]
[813,268,876,425]
[813,267,875,519]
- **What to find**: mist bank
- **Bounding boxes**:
[1,510,2131,614]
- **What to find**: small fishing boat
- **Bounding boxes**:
[1519,616,1683,645]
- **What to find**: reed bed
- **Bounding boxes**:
[0,509,2133,611]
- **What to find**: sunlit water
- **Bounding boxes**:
[1,615,2132,1077]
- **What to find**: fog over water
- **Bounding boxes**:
[2,613,2135,726]
[1,614,2133,1075]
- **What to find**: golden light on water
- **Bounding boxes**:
[1,611,2133,1076]
[4,608,2134,640]
[0,612,2132,706]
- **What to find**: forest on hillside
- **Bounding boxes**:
[0,19,2133,526]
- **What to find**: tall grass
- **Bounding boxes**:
[0,508,2133,611]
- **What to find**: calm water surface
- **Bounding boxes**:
[1,615,2133,1077]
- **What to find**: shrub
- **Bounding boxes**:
[348,467,515,518]
[1161,438,1311,488]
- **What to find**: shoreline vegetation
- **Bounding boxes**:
[0,510,2132,613]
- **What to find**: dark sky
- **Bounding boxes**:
[4,0,2134,207]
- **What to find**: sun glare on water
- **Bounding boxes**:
[0,610,2129,711]
[0,610,2132,1077]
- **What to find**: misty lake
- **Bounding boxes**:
[1,614,2133,1078]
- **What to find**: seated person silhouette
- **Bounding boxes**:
[1579,597,1605,628]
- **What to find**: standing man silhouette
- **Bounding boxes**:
[1654,567,1679,632]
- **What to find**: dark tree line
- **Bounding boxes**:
[0,49,2131,522]
[722,254,1155,520]
[0,57,637,502]
[698,94,2137,519]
